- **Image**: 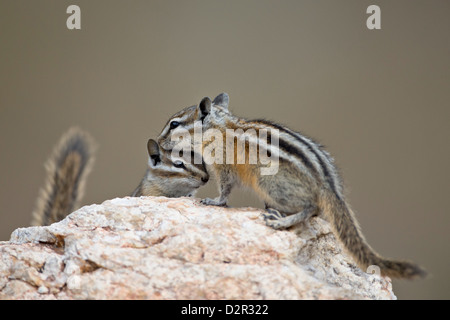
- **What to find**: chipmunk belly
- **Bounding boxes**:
[234,163,259,188]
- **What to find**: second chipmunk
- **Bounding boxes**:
[156,92,426,280]
[32,128,208,226]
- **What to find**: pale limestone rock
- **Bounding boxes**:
[0,197,396,300]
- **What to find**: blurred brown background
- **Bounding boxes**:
[0,0,449,299]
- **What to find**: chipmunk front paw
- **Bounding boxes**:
[201,197,227,207]
[262,208,287,230]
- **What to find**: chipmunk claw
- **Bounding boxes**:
[263,208,287,229]
[201,197,227,207]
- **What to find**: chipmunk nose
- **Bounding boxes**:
[201,176,209,183]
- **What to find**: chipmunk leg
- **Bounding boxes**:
[201,170,235,207]
[263,206,316,229]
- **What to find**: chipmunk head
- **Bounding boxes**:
[145,139,209,197]
[157,93,230,150]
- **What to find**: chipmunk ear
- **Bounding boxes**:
[198,96,212,121]
[147,139,161,166]
[212,93,229,109]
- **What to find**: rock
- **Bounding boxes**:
[0,197,396,300]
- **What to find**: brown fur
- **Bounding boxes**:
[31,128,96,226]
[133,179,167,197]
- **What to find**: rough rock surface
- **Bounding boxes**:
[0,197,395,300]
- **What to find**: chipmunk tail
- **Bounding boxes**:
[319,189,427,280]
[31,127,96,226]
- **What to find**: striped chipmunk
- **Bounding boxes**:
[31,127,208,226]
[156,93,426,279]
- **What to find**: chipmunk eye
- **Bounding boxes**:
[170,121,180,130]
[173,161,185,168]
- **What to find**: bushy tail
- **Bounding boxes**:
[319,190,427,279]
[31,127,96,226]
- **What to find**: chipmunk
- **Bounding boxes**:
[156,93,426,279]
[32,128,209,226]
[131,138,209,197]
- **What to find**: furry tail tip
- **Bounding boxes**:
[375,258,428,280]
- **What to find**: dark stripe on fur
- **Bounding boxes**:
[253,119,341,199]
